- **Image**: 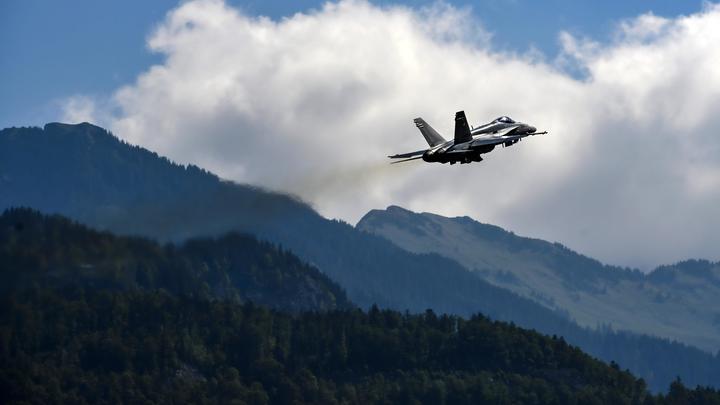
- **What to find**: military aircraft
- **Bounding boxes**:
[389,111,547,164]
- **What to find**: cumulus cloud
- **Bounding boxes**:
[73,0,720,269]
[61,95,99,124]
[61,94,116,127]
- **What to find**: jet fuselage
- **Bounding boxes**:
[389,111,546,165]
[422,115,538,164]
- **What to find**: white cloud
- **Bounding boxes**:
[74,0,720,269]
[616,12,671,42]
[61,95,99,124]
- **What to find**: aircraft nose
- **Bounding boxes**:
[525,126,536,133]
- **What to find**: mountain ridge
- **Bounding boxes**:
[2,122,719,391]
[0,207,351,311]
[2,209,714,402]
[357,205,720,352]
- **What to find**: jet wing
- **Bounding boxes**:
[390,155,424,164]
[388,149,428,159]
[471,135,523,147]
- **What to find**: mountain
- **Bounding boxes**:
[357,206,720,352]
[4,289,717,403]
[0,208,350,311]
[5,210,710,403]
[2,122,720,392]
[0,123,585,317]
[0,125,597,329]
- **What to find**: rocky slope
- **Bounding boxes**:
[357,206,720,352]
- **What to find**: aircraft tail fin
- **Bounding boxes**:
[414,118,446,147]
[454,111,472,144]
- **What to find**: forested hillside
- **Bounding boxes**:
[4,208,708,403]
[3,288,719,404]
[2,123,719,392]
[0,208,350,312]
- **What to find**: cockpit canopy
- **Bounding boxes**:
[495,116,515,124]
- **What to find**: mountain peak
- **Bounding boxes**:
[44,121,101,131]
[386,204,411,213]
[357,205,436,238]
[41,121,116,142]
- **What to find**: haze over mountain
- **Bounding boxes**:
[357,207,720,353]
[2,122,720,392]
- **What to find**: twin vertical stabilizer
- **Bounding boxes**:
[413,118,446,147]
[454,111,472,144]
[414,111,472,147]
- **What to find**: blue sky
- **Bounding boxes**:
[0,0,705,129]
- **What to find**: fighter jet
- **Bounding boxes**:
[389,111,547,164]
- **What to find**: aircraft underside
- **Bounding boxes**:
[424,144,495,164]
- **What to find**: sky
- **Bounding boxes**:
[0,0,700,129]
[2,0,719,270]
